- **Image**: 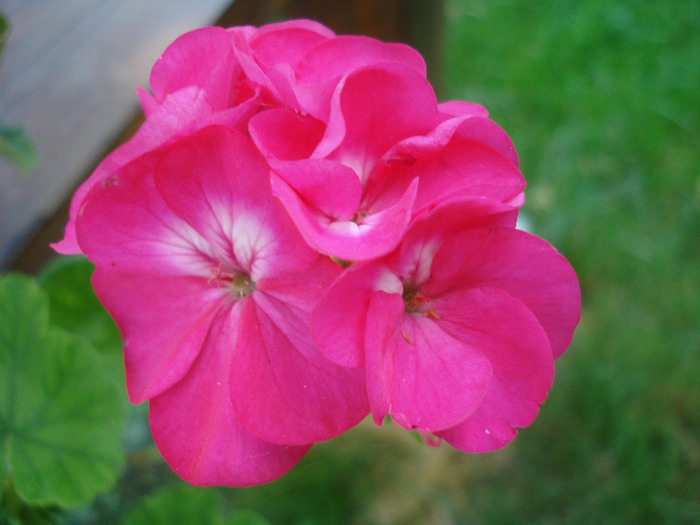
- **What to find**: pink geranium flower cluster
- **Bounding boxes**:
[54,20,580,486]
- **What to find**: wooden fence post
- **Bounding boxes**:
[219,0,444,92]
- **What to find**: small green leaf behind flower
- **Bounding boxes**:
[0,125,38,173]
[0,11,8,59]
[0,274,125,507]
[0,11,38,174]
[39,255,123,358]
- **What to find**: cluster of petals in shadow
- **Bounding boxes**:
[53,19,580,486]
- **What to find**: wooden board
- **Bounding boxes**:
[0,0,233,268]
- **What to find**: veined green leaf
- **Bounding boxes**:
[40,255,122,357]
[0,274,125,507]
[0,125,38,173]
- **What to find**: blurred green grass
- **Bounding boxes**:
[438,0,700,522]
[228,1,700,523]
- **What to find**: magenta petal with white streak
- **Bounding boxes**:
[54,87,260,255]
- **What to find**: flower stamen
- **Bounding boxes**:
[423,308,440,320]
[403,288,429,313]
[208,263,255,298]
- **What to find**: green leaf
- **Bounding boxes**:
[0,14,38,174]
[39,256,122,356]
[0,274,125,507]
[0,481,64,525]
[0,11,8,60]
[125,485,225,525]
[0,124,38,173]
[0,507,21,525]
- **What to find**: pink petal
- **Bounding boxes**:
[316,63,439,168]
[433,287,554,452]
[153,126,317,278]
[255,18,336,40]
[91,268,225,403]
[231,29,281,98]
[233,19,341,127]
[270,159,363,221]
[231,29,298,108]
[250,109,363,220]
[426,227,581,358]
[250,19,334,70]
[411,138,526,214]
[149,26,234,102]
[200,51,246,111]
[378,111,516,169]
[75,157,227,402]
[271,173,418,261]
[149,305,310,486]
[403,196,519,248]
[230,295,368,445]
[385,311,493,432]
[295,35,426,85]
[363,291,404,424]
[137,86,158,117]
[358,118,472,215]
[249,108,325,161]
[451,116,519,167]
[379,116,467,166]
[293,36,426,120]
[53,87,214,255]
[438,100,489,119]
[256,254,343,311]
[55,87,260,256]
[75,152,216,276]
[312,261,398,368]
[363,116,518,210]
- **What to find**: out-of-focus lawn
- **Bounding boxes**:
[441,0,700,521]
[442,0,700,521]
[225,1,700,523]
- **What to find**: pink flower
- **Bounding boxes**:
[312,197,580,451]
[53,18,581,484]
[74,125,368,485]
